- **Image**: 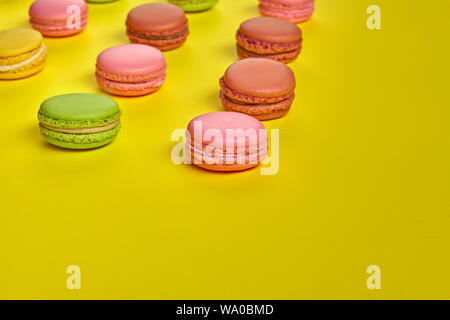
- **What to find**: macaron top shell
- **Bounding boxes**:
[187,112,266,148]
[97,44,166,76]
[127,3,187,33]
[224,58,295,98]
[239,17,301,43]
[29,0,88,21]
[39,93,119,122]
[0,28,43,57]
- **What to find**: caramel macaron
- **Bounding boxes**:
[236,17,302,64]
[220,58,296,120]
[126,3,189,51]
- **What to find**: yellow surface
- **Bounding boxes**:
[0,0,449,299]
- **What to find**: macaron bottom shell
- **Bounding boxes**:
[220,90,293,120]
[236,44,300,64]
[186,141,267,172]
[39,123,121,150]
[219,78,295,120]
[189,158,261,172]
[0,49,46,80]
[168,0,219,12]
[96,74,165,97]
[42,135,117,150]
[30,18,88,38]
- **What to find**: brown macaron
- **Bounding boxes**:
[126,3,189,51]
[236,17,302,64]
[219,58,296,120]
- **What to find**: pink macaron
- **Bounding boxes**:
[259,0,315,24]
[96,44,167,97]
[185,112,268,172]
[29,0,88,37]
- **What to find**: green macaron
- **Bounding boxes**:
[38,93,122,150]
[168,0,219,12]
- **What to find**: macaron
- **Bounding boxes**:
[168,0,219,12]
[219,58,296,120]
[29,0,88,37]
[185,112,268,172]
[96,44,166,97]
[0,28,47,80]
[38,93,122,149]
[126,3,189,51]
[258,0,315,24]
[236,17,302,64]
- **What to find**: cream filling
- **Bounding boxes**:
[0,43,46,72]
[40,120,120,134]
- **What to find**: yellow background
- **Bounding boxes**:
[0,0,449,299]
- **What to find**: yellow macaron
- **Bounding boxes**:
[0,28,47,80]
